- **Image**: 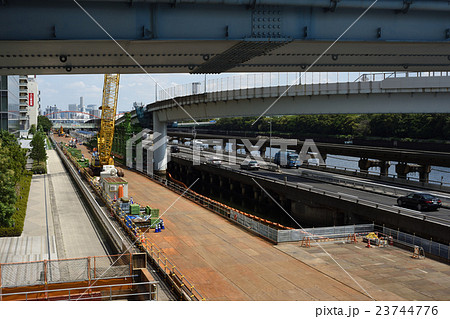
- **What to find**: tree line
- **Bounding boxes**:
[0,131,27,227]
[213,114,450,141]
[0,124,48,227]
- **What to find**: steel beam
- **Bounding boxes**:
[1,0,450,74]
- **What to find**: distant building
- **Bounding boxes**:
[92,108,101,119]
[0,75,20,135]
[27,77,40,129]
[78,96,84,117]
[18,76,28,131]
[44,105,60,119]
[68,104,77,119]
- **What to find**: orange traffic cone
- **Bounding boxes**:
[366,239,371,248]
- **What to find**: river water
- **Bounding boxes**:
[178,140,450,186]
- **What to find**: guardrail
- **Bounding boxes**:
[172,153,450,227]
[53,138,205,301]
[158,71,450,102]
[304,161,450,190]
[297,168,450,209]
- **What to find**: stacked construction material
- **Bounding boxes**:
[145,206,160,229]
[130,203,140,215]
[77,158,90,168]
[67,148,82,159]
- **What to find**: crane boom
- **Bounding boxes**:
[98,74,120,166]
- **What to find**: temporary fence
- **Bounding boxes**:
[277,224,375,243]
[0,254,132,289]
[381,226,450,262]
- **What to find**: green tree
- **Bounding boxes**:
[0,138,19,227]
[28,124,36,138]
[0,130,27,182]
[37,115,53,133]
[30,131,47,164]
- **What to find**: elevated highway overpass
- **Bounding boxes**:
[146,72,450,121]
[1,1,450,75]
[132,71,450,172]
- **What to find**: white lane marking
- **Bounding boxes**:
[361,262,384,267]
[354,246,362,250]
[418,269,428,274]
[381,256,395,262]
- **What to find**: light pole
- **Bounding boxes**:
[269,119,272,163]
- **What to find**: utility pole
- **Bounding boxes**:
[269,119,272,163]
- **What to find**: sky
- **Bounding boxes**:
[36,73,212,113]
[35,71,370,115]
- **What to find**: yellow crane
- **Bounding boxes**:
[88,74,124,176]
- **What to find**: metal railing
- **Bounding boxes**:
[304,161,450,189]
[0,281,158,301]
[297,167,450,208]
[381,226,450,262]
[157,71,450,101]
[0,253,132,289]
[278,224,374,243]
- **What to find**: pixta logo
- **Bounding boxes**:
[126,129,170,175]
[128,130,324,171]
[190,137,324,167]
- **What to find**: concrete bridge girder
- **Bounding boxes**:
[2,1,450,75]
[155,91,450,122]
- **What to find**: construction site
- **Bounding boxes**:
[1,73,450,302]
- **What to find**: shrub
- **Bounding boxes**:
[32,161,47,174]
[0,172,32,237]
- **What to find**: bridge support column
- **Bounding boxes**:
[253,187,260,200]
[358,158,371,173]
[359,158,390,176]
[395,162,430,182]
[419,165,431,183]
[379,161,391,176]
[260,147,267,159]
[152,117,168,174]
[396,162,409,179]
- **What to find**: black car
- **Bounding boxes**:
[397,193,442,211]
[170,145,180,153]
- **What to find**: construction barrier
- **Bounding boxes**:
[382,226,450,262]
